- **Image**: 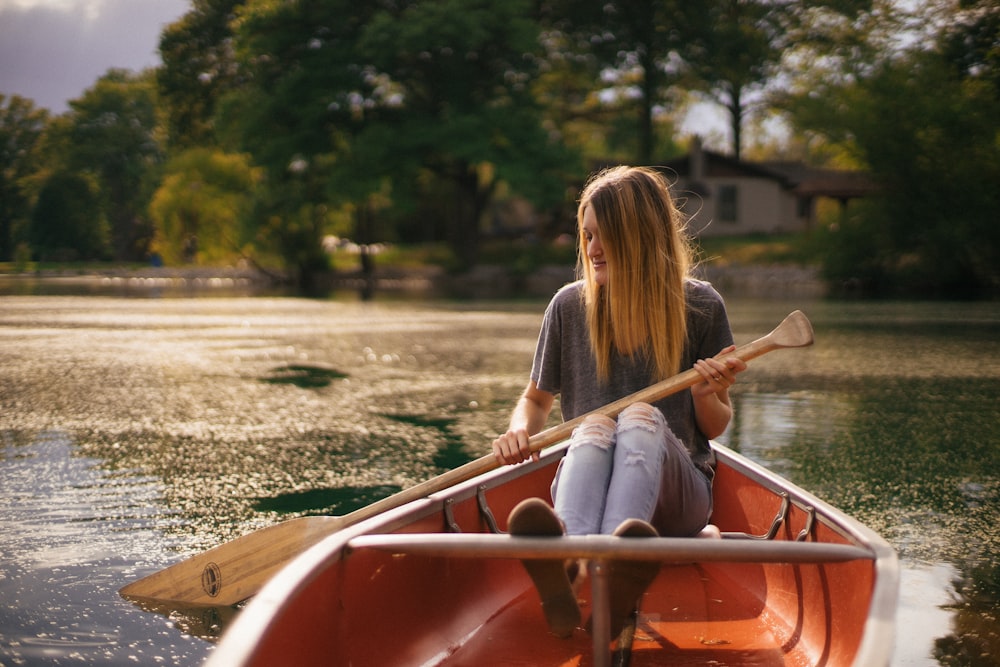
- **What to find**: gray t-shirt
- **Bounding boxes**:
[530,279,734,476]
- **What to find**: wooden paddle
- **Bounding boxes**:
[119,309,813,606]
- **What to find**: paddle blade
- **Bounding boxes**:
[119,516,343,606]
[769,310,814,349]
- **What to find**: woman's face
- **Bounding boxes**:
[581,205,607,286]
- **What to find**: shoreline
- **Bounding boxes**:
[0,263,826,299]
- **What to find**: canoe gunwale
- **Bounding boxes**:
[712,443,900,667]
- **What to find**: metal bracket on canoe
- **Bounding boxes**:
[723,492,790,541]
[442,489,503,534]
[443,498,462,533]
[476,486,502,534]
[796,506,816,542]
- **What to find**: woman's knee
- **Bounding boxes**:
[617,402,665,434]
[569,413,616,450]
[613,404,667,469]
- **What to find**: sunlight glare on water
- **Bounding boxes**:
[0,430,208,665]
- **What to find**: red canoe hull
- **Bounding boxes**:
[208,443,897,666]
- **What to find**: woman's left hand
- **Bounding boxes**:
[692,345,746,397]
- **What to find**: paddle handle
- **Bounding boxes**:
[341,310,813,528]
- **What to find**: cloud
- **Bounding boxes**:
[0,0,190,112]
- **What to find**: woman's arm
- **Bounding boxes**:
[691,345,747,439]
[492,380,555,465]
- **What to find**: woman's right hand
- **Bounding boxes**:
[493,381,554,465]
[492,428,537,466]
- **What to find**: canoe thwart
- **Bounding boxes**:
[345,533,874,564]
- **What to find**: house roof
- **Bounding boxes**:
[660,149,784,183]
[760,161,881,199]
[658,148,879,200]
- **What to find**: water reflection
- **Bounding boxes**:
[935,560,1000,665]
[721,391,847,479]
[0,295,997,665]
[0,430,211,664]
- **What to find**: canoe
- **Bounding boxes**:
[206,441,898,667]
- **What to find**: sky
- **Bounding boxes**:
[0,0,191,112]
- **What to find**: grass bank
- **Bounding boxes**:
[1,234,816,278]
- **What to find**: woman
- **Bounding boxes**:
[491,165,746,637]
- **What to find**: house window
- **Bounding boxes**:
[798,195,812,220]
[718,185,738,223]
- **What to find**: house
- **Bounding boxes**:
[660,137,879,237]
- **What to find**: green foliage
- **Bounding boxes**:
[370,243,457,270]
[355,0,576,268]
[787,25,1000,296]
[48,69,164,261]
[158,0,244,148]
[30,171,109,261]
[0,95,49,262]
[478,238,578,274]
[684,0,786,160]
[209,0,387,284]
[539,0,705,163]
[212,0,577,277]
[149,148,260,264]
[220,0,373,166]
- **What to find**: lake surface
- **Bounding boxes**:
[0,289,997,666]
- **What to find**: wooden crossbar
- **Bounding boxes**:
[346,533,874,564]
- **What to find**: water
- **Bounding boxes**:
[0,292,997,666]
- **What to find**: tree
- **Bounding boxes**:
[56,70,163,261]
[148,148,260,264]
[784,0,1000,295]
[541,1,882,161]
[30,171,108,261]
[539,0,709,164]
[938,0,1000,96]
[210,0,386,286]
[358,0,575,267]
[158,0,245,148]
[531,31,628,163]
[684,0,789,160]
[0,95,49,261]
[216,0,574,277]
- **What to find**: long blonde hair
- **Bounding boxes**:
[577,166,693,382]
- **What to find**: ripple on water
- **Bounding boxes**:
[0,430,212,665]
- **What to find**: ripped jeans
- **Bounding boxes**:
[551,402,712,536]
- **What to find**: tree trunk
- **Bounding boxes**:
[728,82,743,161]
[636,2,657,165]
[449,163,494,270]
